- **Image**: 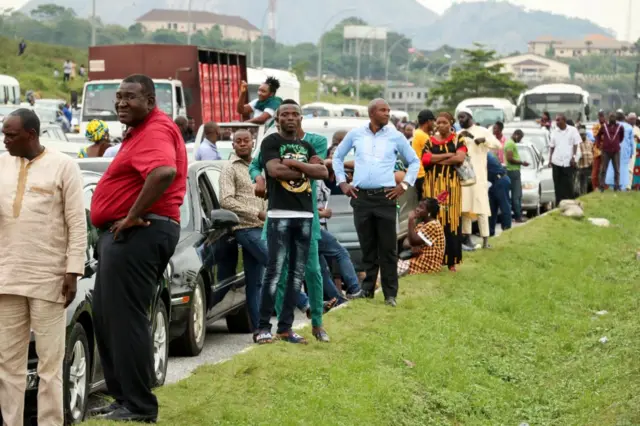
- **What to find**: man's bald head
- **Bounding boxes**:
[367,98,391,128]
[175,116,188,131]
[332,130,347,147]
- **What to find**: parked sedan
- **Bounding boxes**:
[76,158,251,357]
[12,171,171,425]
[517,143,552,216]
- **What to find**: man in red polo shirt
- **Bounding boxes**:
[89,74,187,423]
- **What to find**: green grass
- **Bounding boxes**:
[300,80,370,106]
[0,36,86,99]
[87,192,640,425]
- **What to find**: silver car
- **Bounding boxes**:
[517,143,556,216]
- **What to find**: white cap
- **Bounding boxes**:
[458,107,473,118]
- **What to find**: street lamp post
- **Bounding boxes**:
[186,0,193,45]
[90,0,96,46]
[383,34,416,98]
[259,7,269,68]
[356,26,388,103]
[316,8,357,102]
[404,51,415,112]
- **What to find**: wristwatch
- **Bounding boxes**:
[400,182,409,191]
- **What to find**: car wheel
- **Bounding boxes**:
[64,323,91,424]
[152,299,169,387]
[225,303,252,334]
[170,277,206,356]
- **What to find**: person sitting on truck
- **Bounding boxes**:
[237,76,282,129]
[78,119,111,158]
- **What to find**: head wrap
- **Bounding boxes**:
[85,119,108,143]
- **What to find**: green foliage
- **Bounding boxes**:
[428,44,527,110]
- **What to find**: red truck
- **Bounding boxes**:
[81,44,247,138]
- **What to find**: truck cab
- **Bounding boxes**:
[80,78,187,138]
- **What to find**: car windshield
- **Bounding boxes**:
[516,145,536,169]
[468,107,505,127]
[302,107,331,117]
[83,82,173,121]
[521,93,584,122]
[35,108,58,123]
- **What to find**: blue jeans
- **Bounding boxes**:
[507,170,522,221]
[489,175,513,236]
[235,228,309,331]
[318,229,361,295]
[259,217,313,333]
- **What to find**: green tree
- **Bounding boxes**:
[30,4,73,21]
[428,44,526,110]
[292,60,310,82]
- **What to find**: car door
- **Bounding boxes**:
[79,184,104,386]
[197,166,245,319]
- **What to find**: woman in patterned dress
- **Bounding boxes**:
[632,132,640,190]
[421,113,468,271]
[398,198,446,276]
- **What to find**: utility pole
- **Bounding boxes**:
[90,0,96,46]
[186,0,193,45]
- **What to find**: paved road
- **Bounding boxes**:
[89,220,525,409]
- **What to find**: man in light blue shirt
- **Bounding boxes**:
[195,122,222,161]
[332,98,419,307]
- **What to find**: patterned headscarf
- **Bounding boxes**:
[85,119,108,143]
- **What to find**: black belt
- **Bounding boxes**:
[100,214,179,231]
[145,213,179,226]
[358,187,393,195]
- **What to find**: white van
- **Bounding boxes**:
[455,98,516,127]
[80,79,187,139]
[247,67,300,104]
[301,102,344,118]
[340,104,367,118]
[516,84,590,123]
[0,75,20,105]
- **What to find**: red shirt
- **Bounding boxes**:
[596,122,624,154]
[91,107,187,228]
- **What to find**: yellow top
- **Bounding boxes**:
[412,128,429,178]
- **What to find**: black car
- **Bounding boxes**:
[76,158,251,357]
[165,161,251,356]
[11,171,171,425]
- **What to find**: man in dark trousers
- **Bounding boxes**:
[332,98,420,307]
[595,111,624,191]
[89,74,187,422]
[487,151,512,236]
[549,113,581,204]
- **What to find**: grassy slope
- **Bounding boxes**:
[299,80,369,106]
[0,36,86,100]
[88,192,640,425]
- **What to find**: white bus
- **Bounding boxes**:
[516,84,590,123]
[301,102,344,117]
[0,75,20,105]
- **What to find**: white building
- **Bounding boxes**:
[135,9,261,42]
[528,35,633,58]
[486,53,571,82]
[385,86,429,114]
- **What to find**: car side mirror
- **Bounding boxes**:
[210,209,239,230]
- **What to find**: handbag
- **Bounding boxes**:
[456,154,476,186]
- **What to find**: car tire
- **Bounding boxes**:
[225,303,252,334]
[152,299,169,388]
[64,323,91,424]
[170,277,206,357]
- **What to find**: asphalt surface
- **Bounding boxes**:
[88,221,523,410]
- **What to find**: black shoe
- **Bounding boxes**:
[346,289,365,300]
[98,406,157,423]
[385,297,397,307]
[362,290,375,299]
[89,401,121,417]
[312,327,331,343]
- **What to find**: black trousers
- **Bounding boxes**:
[600,151,621,190]
[93,220,180,415]
[351,190,398,298]
[552,165,575,205]
[415,177,425,201]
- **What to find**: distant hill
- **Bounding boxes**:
[417,1,612,52]
[20,0,611,52]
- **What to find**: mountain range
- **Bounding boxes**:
[20,0,612,52]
